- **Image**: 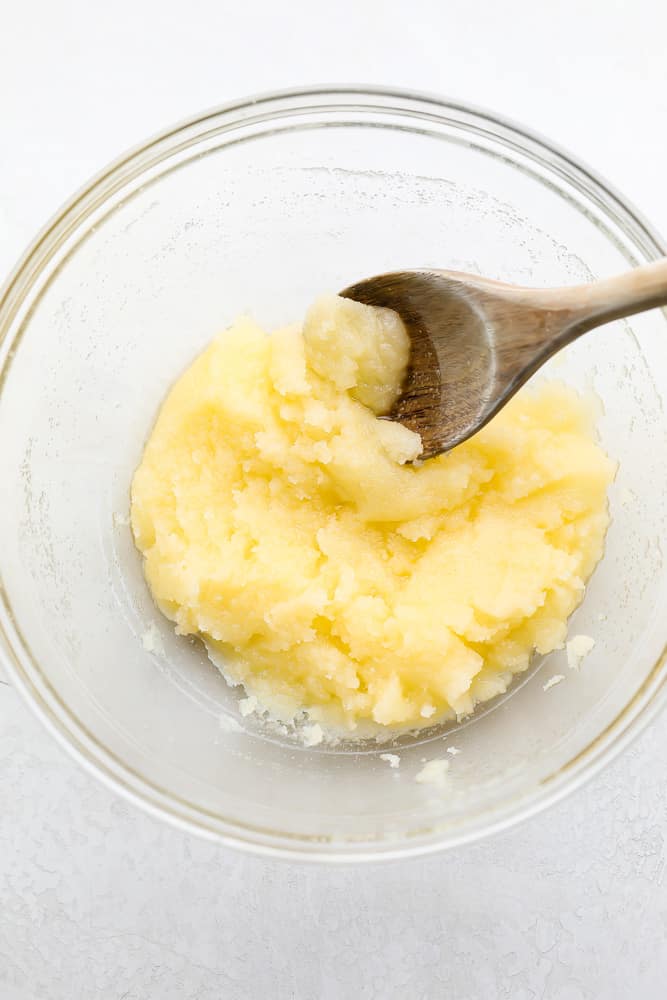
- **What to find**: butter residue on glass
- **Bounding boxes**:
[131,294,615,735]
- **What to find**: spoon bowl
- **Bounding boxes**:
[343,259,667,457]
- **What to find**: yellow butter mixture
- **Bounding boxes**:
[131,295,614,732]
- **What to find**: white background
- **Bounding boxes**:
[1,1,666,997]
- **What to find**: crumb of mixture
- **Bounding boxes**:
[566,635,596,671]
[380,753,401,769]
[446,746,461,756]
[543,674,565,691]
[302,723,324,747]
[415,759,450,788]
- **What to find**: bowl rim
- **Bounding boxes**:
[1,85,666,862]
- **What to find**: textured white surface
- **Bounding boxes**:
[1,684,665,999]
[1,1,666,996]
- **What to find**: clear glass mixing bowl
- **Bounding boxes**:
[1,88,666,861]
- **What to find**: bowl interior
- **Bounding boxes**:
[1,93,666,857]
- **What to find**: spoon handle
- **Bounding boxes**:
[538,257,667,335]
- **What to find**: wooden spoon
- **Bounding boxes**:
[341,260,667,459]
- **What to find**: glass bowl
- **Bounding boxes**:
[1,88,666,861]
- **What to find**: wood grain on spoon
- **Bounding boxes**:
[341,258,667,459]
